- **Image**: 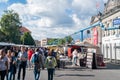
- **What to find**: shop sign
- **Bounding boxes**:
[113,18,120,25]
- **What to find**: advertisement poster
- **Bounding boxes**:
[93,28,98,46]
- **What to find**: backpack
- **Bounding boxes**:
[33,54,39,64]
[47,57,54,67]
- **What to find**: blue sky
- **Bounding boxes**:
[0,0,108,41]
[0,0,26,15]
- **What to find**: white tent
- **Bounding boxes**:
[75,41,99,48]
[75,41,101,54]
[0,42,15,46]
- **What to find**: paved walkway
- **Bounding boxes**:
[13,62,120,80]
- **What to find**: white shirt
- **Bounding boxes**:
[72,50,78,57]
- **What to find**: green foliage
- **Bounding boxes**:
[0,29,6,41]
[47,39,55,45]
[65,36,73,44]
[21,32,35,45]
[58,38,65,45]
[47,38,66,45]
[47,36,73,45]
[0,10,21,43]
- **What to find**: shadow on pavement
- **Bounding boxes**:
[64,62,120,70]
[99,63,120,70]
[56,74,95,77]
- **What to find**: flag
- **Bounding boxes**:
[96,1,100,8]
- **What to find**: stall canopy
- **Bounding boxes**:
[75,41,101,54]
[74,41,98,48]
[82,41,99,48]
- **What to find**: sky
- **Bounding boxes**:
[0,0,108,41]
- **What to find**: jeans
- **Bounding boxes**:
[17,62,26,80]
[27,60,32,69]
[73,57,77,65]
[34,67,41,80]
[47,69,54,80]
[8,72,15,80]
[6,72,8,80]
[0,70,6,80]
[8,65,16,80]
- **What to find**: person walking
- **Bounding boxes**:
[45,50,57,80]
[8,52,17,80]
[55,49,60,69]
[51,49,57,75]
[27,47,33,70]
[0,49,8,80]
[31,48,44,80]
[17,46,28,80]
[6,50,12,80]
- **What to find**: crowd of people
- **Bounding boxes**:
[0,46,62,80]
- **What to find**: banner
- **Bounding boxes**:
[93,28,98,46]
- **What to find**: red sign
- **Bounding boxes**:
[93,28,98,45]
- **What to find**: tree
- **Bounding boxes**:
[65,36,73,44]
[0,10,21,43]
[47,39,54,45]
[0,29,6,41]
[21,32,35,45]
[58,38,65,45]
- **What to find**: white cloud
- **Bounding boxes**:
[7,0,105,40]
[103,0,108,3]
[72,0,96,15]
[0,0,8,3]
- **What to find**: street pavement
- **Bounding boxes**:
[22,62,120,80]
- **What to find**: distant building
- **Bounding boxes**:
[41,38,50,47]
[34,40,41,47]
[41,38,58,47]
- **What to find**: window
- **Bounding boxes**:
[107,23,109,28]
[113,30,115,35]
[108,30,110,36]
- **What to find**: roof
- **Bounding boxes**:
[68,41,99,48]
[19,27,31,33]
[104,0,120,13]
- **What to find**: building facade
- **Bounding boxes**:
[41,38,48,47]
[34,40,41,47]
[90,0,120,62]
[101,0,120,62]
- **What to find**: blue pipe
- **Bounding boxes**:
[79,21,101,32]
[80,31,83,41]
[79,21,102,41]
[71,20,119,41]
